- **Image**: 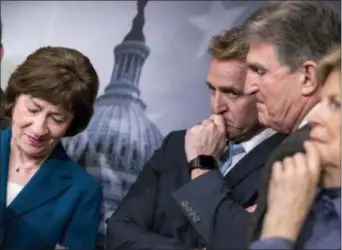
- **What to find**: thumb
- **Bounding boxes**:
[304,140,322,180]
[210,114,226,133]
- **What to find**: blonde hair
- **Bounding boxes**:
[208,25,249,61]
[317,45,341,84]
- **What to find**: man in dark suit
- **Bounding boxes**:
[242,1,341,243]
[106,26,287,250]
[0,19,10,130]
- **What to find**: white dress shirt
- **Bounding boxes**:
[222,128,277,176]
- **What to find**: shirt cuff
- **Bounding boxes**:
[250,237,294,249]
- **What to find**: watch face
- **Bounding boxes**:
[199,155,216,167]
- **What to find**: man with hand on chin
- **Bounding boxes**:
[106,26,287,250]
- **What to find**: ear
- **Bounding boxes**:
[300,60,320,96]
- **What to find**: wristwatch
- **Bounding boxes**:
[188,155,218,173]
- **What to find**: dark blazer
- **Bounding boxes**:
[248,125,311,243]
[0,128,102,250]
[107,130,287,250]
[0,117,10,131]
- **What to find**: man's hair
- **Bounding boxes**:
[317,45,341,84]
[2,46,99,136]
[208,25,249,61]
[243,1,341,71]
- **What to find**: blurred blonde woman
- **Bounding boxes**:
[250,46,341,249]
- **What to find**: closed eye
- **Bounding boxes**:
[249,64,266,76]
[328,96,341,111]
[27,107,39,114]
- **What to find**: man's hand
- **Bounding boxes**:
[185,114,226,162]
[261,141,322,242]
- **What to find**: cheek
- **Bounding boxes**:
[231,100,258,123]
[329,123,341,151]
[48,124,69,139]
[11,108,33,127]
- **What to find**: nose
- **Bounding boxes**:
[244,72,259,95]
[212,91,228,114]
[31,115,48,137]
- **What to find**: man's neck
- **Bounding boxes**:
[232,124,266,143]
[289,96,320,133]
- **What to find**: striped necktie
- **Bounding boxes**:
[219,143,245,176]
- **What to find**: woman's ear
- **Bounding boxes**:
[300,60,321,96]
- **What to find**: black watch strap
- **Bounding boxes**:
[189,155,218,173]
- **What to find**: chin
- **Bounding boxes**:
[257,114,269,127]
[21,143,47,157]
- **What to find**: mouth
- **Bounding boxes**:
[309,135,325,144]
[26,135,45,147]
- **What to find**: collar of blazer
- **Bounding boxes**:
[224,132,288,189]
[0,128,73,224]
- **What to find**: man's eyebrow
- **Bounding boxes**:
[206,81,243,95]
[205,81,214,89]
[220,86,243,94]
[248,62,267,71]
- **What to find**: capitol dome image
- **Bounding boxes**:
[62,0,163,244]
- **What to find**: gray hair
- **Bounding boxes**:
[243,1,341,72]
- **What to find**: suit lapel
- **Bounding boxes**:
[0,129,11,247]
[224,132,287,189]
[6,144,73,221]
[0,129,11,224]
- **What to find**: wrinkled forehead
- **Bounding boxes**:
[246,40,284,70]
[207,59,247,87]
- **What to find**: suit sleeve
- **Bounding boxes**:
[249,238,294,249]
[172,170,251,249]
[61,181,102,250]
[106,132,188,250]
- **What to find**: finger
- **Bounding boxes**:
[304,141,322,180]
[201,119,215,128]
[271,161,283,182]
[282,156,295,177]
[292,152,307,175]
[209,114,226,133]
[188,124,201,132]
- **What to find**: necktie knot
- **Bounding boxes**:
[219,142,245,176]
[230,143,245,156]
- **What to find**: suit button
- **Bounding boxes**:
[192,215,200,223]
[181,200,189,207]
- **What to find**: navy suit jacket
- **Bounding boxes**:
[107,130,287,250]
[0,128,102,250]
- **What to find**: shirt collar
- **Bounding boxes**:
[240,128,277,153]
[298,103,320,129]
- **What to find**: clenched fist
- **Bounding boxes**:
[185,114,227,162]
[261,141,322,242]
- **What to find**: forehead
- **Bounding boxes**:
[246,40,283,69]
[22,95,70,113]
[207,59,246,86]
[322,70,341,97]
